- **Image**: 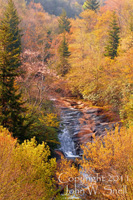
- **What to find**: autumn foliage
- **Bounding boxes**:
[0,0,132,199]
[80,125,133,199]
[0,126,57,199]
[57,125,133,199]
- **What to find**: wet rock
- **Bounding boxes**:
[53,97,118,160]
[80,133,94,144]
[70,101,77,106]
[54,149,65,161]
[86,108,102,114]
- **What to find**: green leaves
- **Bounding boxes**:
[58,9,71,34]
[57,35,71,76]
[104,12,120,59]
[83,0,100,11]
[0,0,27,141]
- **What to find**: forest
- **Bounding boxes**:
[0,0,132,199]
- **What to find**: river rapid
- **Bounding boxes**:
[52,98,117,160]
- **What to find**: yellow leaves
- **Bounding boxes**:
[0,127,16,174]
[80,125,133,199]
[17,137,51,163]
[96,10,112,29]
[80,10,96,19]
[67,3,132,109]
[79,10,97,32]
[94,11,113,47]
[56,157,79,187]
[82,125,133,171]
[39,113,59,128]
[56,125,133,199]
[0,127,57,199]
[82,134,113,171]
[0,126,17,152]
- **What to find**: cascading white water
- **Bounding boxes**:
[58,108,82,158]
[51,97,114,160]
[58,127,76,157]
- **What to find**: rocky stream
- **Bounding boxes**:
[52,98,118,160]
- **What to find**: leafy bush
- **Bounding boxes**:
[0,126,58,200]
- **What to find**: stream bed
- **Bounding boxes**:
[52,98,118,160]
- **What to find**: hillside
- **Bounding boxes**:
[0,0,132,199]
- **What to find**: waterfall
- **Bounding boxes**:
[50,97,117,160]
[58,107,82,158]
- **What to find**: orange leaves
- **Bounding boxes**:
[118,48,133,84]
[28,1,44,12]
[81,133,114,171]
[67,4,132,109]
[0,126,17,148]
[56,125,133,199]
[80,125,133,199]
[22,2,58,51]
[94,10,112,42]
[56,157,79,187]
[0,127,17,162]
[80,10,98,32]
